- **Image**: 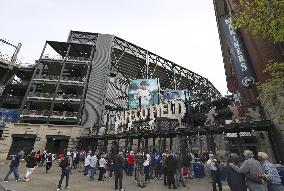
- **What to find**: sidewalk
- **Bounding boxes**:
[0,161,231,191]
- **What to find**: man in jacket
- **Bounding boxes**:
[229,150,268,191]
[3,151,24,182]
[162,149,169,185]
[135,150,146,188]
[23,150,37,182]
[166,152,178,189]
[114,151,125,191]
[57,155,70,190]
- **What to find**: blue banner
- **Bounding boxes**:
[219,14,256,87]
[0,109,19,124]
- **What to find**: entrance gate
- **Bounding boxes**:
[8,134,36,158]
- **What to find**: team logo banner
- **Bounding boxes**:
[219,14,256,88]
[128,79,159,109]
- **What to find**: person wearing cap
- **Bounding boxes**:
[229,150,268,191]
[57,154,70,190]
[206,154,222,191]
[134,81,151,107]
[257,152,282,191]
[3,151,24,183]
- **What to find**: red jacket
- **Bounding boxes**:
[127,154,135,165]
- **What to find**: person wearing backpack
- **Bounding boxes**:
[57,155,70,190]
[45,152,53,173]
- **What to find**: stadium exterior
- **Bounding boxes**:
[0,31,276,162]
[0,31,223,158]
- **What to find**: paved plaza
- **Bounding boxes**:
[0,161,231,191]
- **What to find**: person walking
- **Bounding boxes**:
[226,156,247,191]
[257,152,282,191]
[57,154,70,190]
[166,152,177,189]
[45,152,53,173]
[176,152,186,187]
[206,154,222,191]
[114,151,125,191]
[162,150,169,185]
[135,150,146,188]
[229,150,268,191]
[3,151,24,182]
[89,153,97,181]
[98,155,107,181]
[83,151,91,176]
[22,150,37,182]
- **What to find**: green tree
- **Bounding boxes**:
[232,0,284,43]
[257,62,284,104]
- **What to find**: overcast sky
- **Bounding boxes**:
[1,0,227,95]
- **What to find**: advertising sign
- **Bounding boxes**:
[128,79,159,109]
[0,109,19,128]
[163,89,188,102]
[219,14,256,88]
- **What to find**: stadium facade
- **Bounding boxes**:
[0,31,223,158]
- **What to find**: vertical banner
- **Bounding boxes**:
[128,79,159,109]
[219,14,256,88]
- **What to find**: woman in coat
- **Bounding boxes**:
[226,156,247,191]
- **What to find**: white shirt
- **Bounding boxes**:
[84,154,91,166]
[206,159,217,171]
[90,155,97,168]
[143,154,151,166]
[99,158,107,168]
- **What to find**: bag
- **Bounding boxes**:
[183,167,189,176]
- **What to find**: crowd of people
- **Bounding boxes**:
[2,148,283,191]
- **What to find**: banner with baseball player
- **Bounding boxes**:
[128,79,159,109]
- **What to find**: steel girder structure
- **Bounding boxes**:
[110,36,221,102]
[20,31,221,133]
[101,36,222,134]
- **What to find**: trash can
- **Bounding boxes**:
[220,165,227,181]
[193,162,205,178]
[275,164,284,186]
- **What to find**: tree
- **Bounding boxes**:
[232,0,284,43]
[257,62,284,105]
